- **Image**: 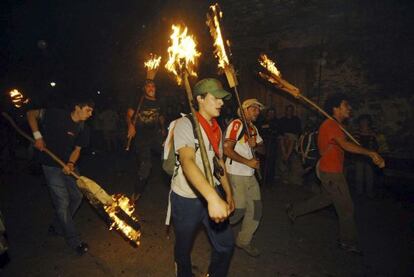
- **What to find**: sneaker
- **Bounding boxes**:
[235,241,260,257]
[337,241,363,256]
[75,242,89,256]
[285,204,296,224]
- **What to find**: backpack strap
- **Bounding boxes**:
[227,119,247,165]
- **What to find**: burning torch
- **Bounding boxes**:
[258,54,360,145]
[1,112,141,247]
[125,53,162,151]
[9,89,30,108]
[206,3,263,180]
[164,24,216,187]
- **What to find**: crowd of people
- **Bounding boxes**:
[1,77,389,276]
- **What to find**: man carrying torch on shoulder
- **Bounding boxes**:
[223,98,265,257]
[26,99,94,255]
[286,93,385,255]
[170,78,235,277]
[126,79,166,199]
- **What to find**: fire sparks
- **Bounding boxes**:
[104,194,141,247]
[207,3,230,69]
[165,24,201,85]
[259,54,281,78]
[9,89,29,108]
[144,53,162,70]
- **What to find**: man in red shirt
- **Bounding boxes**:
[287,93,384,254]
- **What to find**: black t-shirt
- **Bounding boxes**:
[129,96,163,133]
[39,108,90,166]
[279,116,302,135]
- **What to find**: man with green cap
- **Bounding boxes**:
[169,78,235,276]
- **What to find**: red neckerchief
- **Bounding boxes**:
[196,112,221,156]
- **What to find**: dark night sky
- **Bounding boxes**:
[1,0,167,107]
[1,0,413,109]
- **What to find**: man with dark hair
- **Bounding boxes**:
[287,93,384,254]
[170,78,235,276]
[26,100,94,255]
[126,79,165,198]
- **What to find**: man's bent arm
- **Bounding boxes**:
[335,136,373,156]
[179,147,221,202]
[223,140,251,166]
[126,108,135,127]
[68,146,82,164]
[179,146,229,222]
[27,109,41,133]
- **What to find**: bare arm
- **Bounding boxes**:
[63,146,82,174]
[179,146,230,222]
[27,109,41,133]
[26,109,46,151]
[223,139,259,169]
[126,108,136,139]
[334,136,385,168]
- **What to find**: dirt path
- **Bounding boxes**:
[0,152,412,276]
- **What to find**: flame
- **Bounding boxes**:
[207,3,230,69]
[9,89,30,108]
[104,194,141,247]
[165,24,201,85]
[259,54,281,77]
[144,53,162,70]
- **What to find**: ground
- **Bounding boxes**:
[0,151,413,277]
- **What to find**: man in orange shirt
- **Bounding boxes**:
[287,93,384,254]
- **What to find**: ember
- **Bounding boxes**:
[104,194,141,247]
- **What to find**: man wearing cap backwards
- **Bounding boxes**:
[170,78,235,277]
[223,99,265,257]
[126,79,166,199]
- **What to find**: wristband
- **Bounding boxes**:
[67,161,75,165]
[33,131,42,140]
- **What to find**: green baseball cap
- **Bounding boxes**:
[193,78,231,100]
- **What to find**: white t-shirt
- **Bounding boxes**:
[171,117,222,198]
[225,119,263,176]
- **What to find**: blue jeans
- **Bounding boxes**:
[171,192,234,277]
[42,165,83,248]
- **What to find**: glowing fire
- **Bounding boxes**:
[258,54,300,98]
[9,89,30,108]
[259,54,281,77]
[144,53,162,70]
[207,3,230,69]
[104,194,141,247]
[165,24,201,85]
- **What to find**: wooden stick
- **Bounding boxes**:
[259,72,360,145]
[182,70,215,187]
[1,112,81,178]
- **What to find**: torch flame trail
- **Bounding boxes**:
[144,53,162,70]
[207,3,230,69]
[165,24,201,85]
